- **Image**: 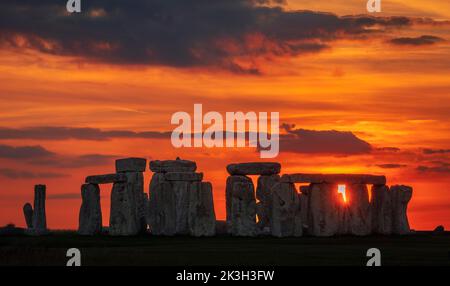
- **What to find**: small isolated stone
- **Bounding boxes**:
[227,162,281,176]
[433,225,445,234]
[164,172,203,181]
[115,157,147,173]
[23,203,33,229]
[31,184,47,235]
[85,173,127,184]
[391,185,413,235]
[78,184,102,235]
[150,158,197,173]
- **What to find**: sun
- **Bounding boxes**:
[338,184,347,203]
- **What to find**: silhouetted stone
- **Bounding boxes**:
[85,173,127,184]
[299,186,310,228]
[371,184,393,235]
[271,182,302,237]
[256,174,280,230]
[30,184,47,235]
[150,158,196,173]
[115,157,147,173]
[148,173,166,231]
[433,225,445,234]
[227,162,281,176]
[149,181,176,235]
[23,203,33,229]
[173,181,191,234]
[78,184,102,235]
[188,182,216,237]
[345,184,371,236]
[109,172,145,236]
[391,185,413,235]
[281,173,386,185]
[307,183,342,237]
[164,172,203,181]
[225,175,253,232]
[230,179,257,236]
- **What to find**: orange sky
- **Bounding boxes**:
[0,0,449,230]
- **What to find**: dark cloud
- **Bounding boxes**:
[375,147,401,153]
[276,124,372,155]
[416,165,450,174]
[0,0,419,73]
[376,164,407,169]
[0,168,69,179]
[29,153,117,168]
[0,126,170,141]
[0,144,55,159]
[389,35,444,46]
[423,148,450,155]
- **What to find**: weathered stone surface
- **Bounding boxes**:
[371,185,392,235]
[173,181,191,234]
[344,184,371,236]
[115,157,147,173]
[150,158,197,173]
[31,184,47,235]
[256,174,280,230]
[78,184,102,235]
[281,173,386,185]
[188,182,216,237]
[23,203,33,229]
[109,172,145,236]
[225,175,252,231]
[271,182,303,237]
[307,183,343,237]
[230,179,257,236]
[149,181,176,235]
[85,173,127,184]
[227,162,281,176]
[391,185,413,235]
[299,186,310,228]
[164,172,203,182]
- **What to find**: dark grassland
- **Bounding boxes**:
[0,231,449,266]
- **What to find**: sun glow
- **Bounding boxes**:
[338,184,347,203]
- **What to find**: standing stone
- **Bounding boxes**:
[371,185,393,235]
[31,185,47,235]
[149,172,166,231]
[271,182,302,237]
[256,174,280,230]
[78,184,102,235]
[230,179,257,236]
[391,185,413,235]
[345,184,371,236]
[226,175,253,232]
[150,181,176,235]
[172,181,191,234]
[188,182,216,237]
[299,186,310,230]
[307,183,342,237]
[23,203,33,229]
[110,181,139,236]
[126,171,147,233]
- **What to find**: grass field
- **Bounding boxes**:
[0,231,449,266]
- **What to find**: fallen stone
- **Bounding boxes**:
[391,185,413,235]
[307,183,343,237]
[433,225,445,234]
[227,162,281,176]
[85,173,127,184]
[345,184,371,236]
[188,182,216,237]
[230,179,257,236]
[371,185,392,235]
[78,184,102,235]
[281,173,386,185]
[271,182,302,237]
[256,174,280,229]
[115,157,147,173]
[150,158,197,173]
[31,184,47,235]
[23,203,33,229]
[164,172,203,181]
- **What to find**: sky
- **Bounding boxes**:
[0,0,449,230]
